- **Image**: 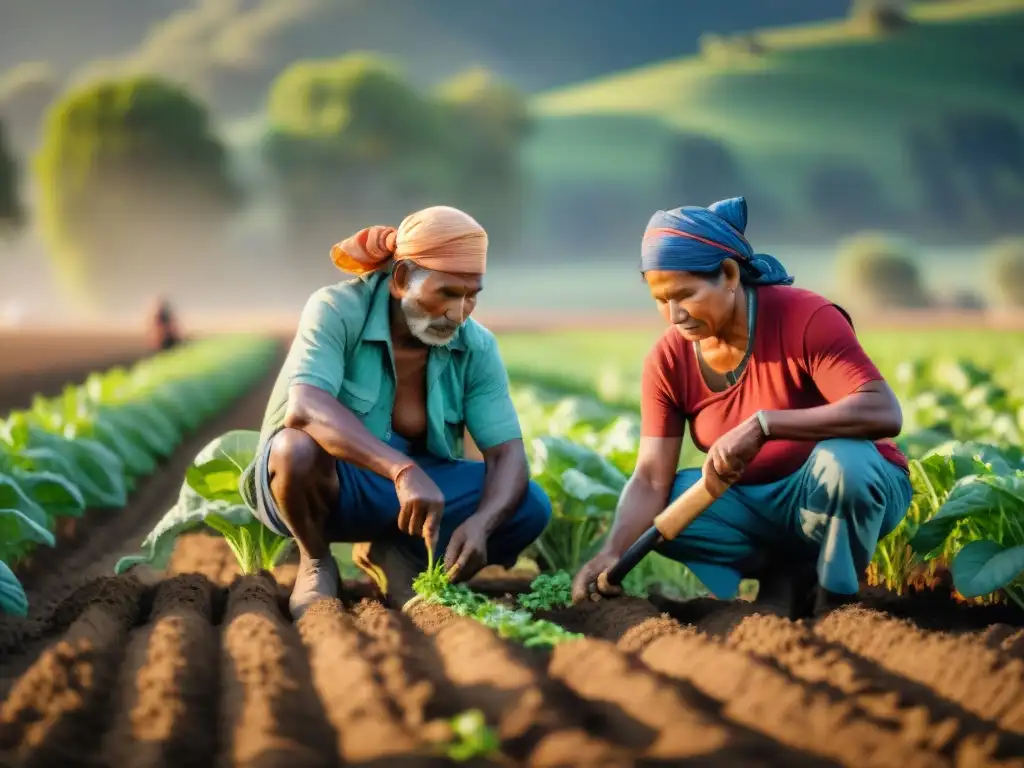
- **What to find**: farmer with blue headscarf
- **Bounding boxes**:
[571,197,912,618]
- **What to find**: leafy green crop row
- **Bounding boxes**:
[0,335,279,616]
[116,429,293,576]
[123,351,1022,643]
[512,356,1024,608]
[406,555,579,648]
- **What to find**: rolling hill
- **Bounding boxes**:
[524,0,1024,246]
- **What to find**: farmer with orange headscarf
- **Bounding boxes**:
[240,206,551,619]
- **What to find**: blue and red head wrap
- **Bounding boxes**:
[640,196,794,286]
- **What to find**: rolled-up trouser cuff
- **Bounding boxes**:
[252,426,292,538]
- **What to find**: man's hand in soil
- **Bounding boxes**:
[571,551,624,604]
[444,515,489,583]
[394,462,445,543]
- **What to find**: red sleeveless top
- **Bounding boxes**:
[640,285,909,485]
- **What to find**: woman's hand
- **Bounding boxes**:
[703,414,767,495]
[571,551,624,604]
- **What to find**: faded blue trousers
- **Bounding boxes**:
[254,433,552,567]
[658,439,912,597]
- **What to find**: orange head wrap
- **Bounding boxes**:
[330,206,488,276]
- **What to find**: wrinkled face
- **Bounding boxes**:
[644,267,739,342]
[394,264,483,346]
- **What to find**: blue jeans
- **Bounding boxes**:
[658,439,912,597]
[254,433,552,568]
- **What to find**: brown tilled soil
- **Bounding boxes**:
[0,331,151,415]
[3,363,1024,766]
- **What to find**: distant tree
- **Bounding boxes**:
[265,54,449,280]
[36,76,238,311]
[0,62,59,155]
[835,232,931,310]
[0,120,23,234]
[848,0,912,32]
[435,68,533,253]
[265,57,533,277]
[986,238,1024,308]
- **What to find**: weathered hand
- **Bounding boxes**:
[702,414,767,496]
[394,463,445,546]
[444,516,490,583]
[571,550,624,605]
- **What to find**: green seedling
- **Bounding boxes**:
[433,709,503,763]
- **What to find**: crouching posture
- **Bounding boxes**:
[572,197,912,618]
[239,206,551,619]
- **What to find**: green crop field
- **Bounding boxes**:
[497,327,1024,409]
[525,0,1024,219]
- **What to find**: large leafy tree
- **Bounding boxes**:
[36,75,238,311]
[835,231,931,311]
[265,53,448,282]
[264,56,533,283]
[435,68,532,255]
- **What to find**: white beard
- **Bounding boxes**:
[401,277,458,346]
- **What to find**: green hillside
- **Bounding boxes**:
[525,0,1024,237]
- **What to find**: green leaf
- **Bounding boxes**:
[87,416,156,477]
[926,441,1013,477]
[0,473,51,530]
[530,436,626,493]
[911,473,1024,557]
[22,429,127,508]
[205,514,262,574]
[186,430,260,503]
[951,540,1024,599]
[114,482,251,574]
[559,469,619,505]
[0,504,56,562]
[11,470,86,518]
[0,560,29,617]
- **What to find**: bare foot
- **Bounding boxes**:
[289,553,341,621]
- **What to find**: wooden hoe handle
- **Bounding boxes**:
[603,476,728,588]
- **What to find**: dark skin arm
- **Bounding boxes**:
[761,380,903,441]
[285,383,446,544]
[705,380,903,494]
[570,436,681,603]
[444,438,529,582]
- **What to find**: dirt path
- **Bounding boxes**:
[2,367,1024,765]
[0,331,150,415]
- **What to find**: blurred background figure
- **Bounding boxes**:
[146,296,181,351]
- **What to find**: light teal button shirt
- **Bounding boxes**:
[240,271,522,508]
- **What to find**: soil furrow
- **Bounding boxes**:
[297,598,429,764]
[0,348,284,670]
[639,626,962,767]
[406,603,632,767]
[727,611,1024,764]
[548,635,831,765]
[218,574,336,768]
[0,576,147,768]
[542,598,684,652]
[815,607,1024,734]
[978,625,1024,660]
[351,600,447,738]
[101,574,220,768]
